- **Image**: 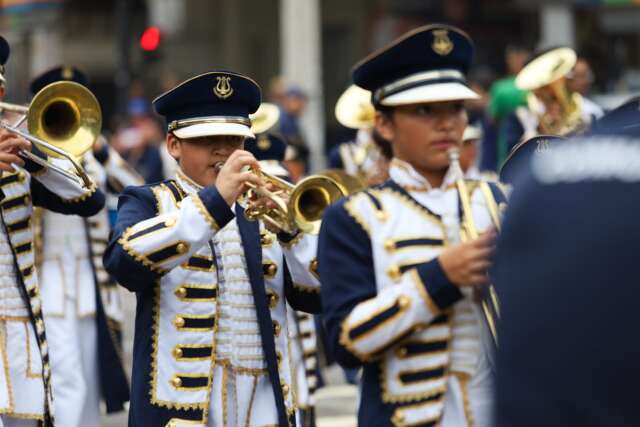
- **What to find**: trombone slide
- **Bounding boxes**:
[0,121,91,188]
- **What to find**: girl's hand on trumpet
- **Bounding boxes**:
[438,228,496,288]
[0,128,30,172]
[215,150,263,207]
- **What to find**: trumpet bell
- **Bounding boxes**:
[289,170,364,234]
[27,81,102,159]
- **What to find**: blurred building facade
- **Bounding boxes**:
[1,0,639,168]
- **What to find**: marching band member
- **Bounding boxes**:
[329,85,391,186]
[246,130,322,427]
[0,37,105,427]
[31,66,142,426]
[104,71,321,427]
[318,25,505,427]
[500,47,603,157]
[494,114,640,425]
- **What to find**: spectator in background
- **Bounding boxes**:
[267,76,287,106]
[489,43,531,167]
[279,86,310,179]
[568,57,604,118]
[112,98,165,183]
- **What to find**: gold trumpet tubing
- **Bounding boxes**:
[0,121,91,188]
[243,181,295,234]
[450,151,499,346]
[481,300,498,345]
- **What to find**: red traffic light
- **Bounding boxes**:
[140,26,161,51]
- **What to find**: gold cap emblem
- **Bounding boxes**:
[214,76,233,99]
[432,29,453,56]
[257,134,271,150]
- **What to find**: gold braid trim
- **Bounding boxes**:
[245,376,258,427]
[118,227,168,275]
[292,282,320,294]
[409,269,440,314]
[455,372,476,427]
[379,315,453,404]
[61,182,98,204]
[191,193,221,231]
[343,195,372,235]
[148,281,207,411]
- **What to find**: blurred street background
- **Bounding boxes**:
[1,0,640,177]
[1,0,640,425]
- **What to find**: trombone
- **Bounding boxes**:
[0,81,102,188]
[449,149,501,347]
[230,165,363,235]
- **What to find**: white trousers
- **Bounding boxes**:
[0,416,38,427]
[44,297,100,427]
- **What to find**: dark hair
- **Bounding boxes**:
[372,129,392,160]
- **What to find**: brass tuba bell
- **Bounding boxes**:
[515,47,588,137]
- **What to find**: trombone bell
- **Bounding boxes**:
[28,81,102,160]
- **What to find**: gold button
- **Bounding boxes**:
[397,296,410,309]
[170,376,182,388]
[261,232,273,246]
[265,263,277,277]
[173,316,185,328]
[384,239,395,252]
[387,265,401,281]
[267,289,279,309]
[17,172,25,182]
[281,382,289,397]
[273,320,281,337]
[173,347,183,359]
[276,351,283,366]
[165,217,176,227]
[36,319,44,330]
[396,347,408,358]
[175,287,187,299]
[176,242,188,254]
[309,259,318,273]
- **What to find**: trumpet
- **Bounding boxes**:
[216,162,363,234]
[0,81,102,188]
[449,149,501,347]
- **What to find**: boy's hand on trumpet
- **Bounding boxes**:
[215,150,263,207]
[0,128,30,173]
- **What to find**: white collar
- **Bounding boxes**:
[175,168,203,193]
[389,158,458,192]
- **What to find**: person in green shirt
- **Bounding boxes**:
[489,44,530,166]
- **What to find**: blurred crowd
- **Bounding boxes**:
[107,45,605,185]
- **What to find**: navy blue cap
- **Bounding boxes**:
[30,65,89,94]
[246,133,287,162]
[0,36,10,83]
[153,71,261,139]
[499,135,565,185]
[352,24,478,106]
[246,133,290,177]
[590,97,640,139]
